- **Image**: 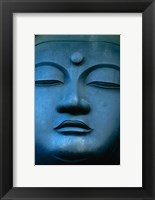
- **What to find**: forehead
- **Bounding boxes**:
[35,41,120,69]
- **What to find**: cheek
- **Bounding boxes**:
[35,88,59,116]
[87,89,120,144]
[87,89,120,116]
[35,88,60,138]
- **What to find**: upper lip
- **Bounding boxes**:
[54,120,92,130]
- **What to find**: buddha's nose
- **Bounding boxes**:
[56,87,90,115]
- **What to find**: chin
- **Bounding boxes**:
[51,147,89,162]
[53,154,88,163]
[50,145,107,164]
[36,146,120,165]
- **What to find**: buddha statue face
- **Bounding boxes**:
[35,36,120,165]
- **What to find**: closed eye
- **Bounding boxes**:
[87,81,120,89]
[35,80,63,87]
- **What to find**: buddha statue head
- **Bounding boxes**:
[35,35,120,165]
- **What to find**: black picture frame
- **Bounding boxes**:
[0,0,155,199]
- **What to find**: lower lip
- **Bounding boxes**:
[55,127,92,135]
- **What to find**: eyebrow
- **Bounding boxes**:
[90,64,119,71]
[35,62,69,77]
[80,63,120,79]
[35,62,120,80]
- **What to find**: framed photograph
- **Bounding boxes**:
[0,0,154,199]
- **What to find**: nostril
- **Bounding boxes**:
[57,106,85,115]
[56,99,90,115]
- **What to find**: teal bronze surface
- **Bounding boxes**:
[35,35,120,165]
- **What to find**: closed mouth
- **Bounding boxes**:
[54,120,93,135]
